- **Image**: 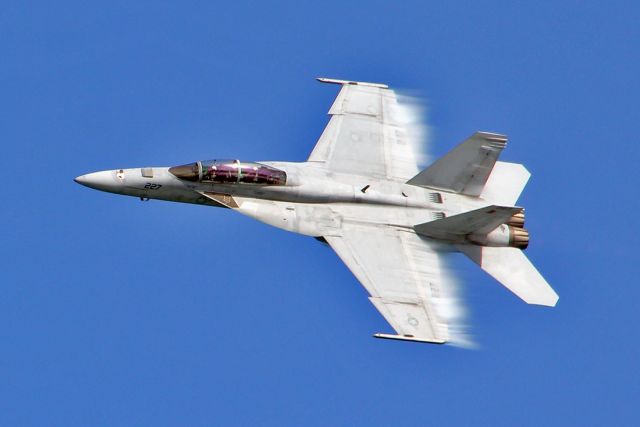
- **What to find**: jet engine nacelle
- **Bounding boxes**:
[468,224,529,249]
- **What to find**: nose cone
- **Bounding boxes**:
[74,175,87,185]
[74,170,121,193]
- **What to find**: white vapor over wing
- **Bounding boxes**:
[394,94,475,348]
[395,91,434,170]
[405,234,475,348]
[437,251,476,349]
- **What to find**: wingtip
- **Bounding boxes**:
[529,293,559,307]
[316,77,388,89]
[373,333,446,345]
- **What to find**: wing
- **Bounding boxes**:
[308,78,421,181]
[325,224,453,344]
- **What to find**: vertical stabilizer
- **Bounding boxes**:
[407,132,507,196]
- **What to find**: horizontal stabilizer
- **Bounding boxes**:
[407,132,507,196]
[481,161,531,205]
[458,245,558,306]
[414,205,522,241]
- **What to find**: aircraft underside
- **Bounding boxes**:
[75,78,558,345]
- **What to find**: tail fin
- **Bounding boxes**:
[407,132,507,196]
[458,245,558,306]
[414,205,522,241]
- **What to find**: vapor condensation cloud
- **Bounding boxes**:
[396,92,476,349]
[395,91,434,169]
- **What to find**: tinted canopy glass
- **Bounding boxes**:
[169,159,286,185]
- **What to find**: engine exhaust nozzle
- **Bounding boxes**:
[509,227,529,249]
[507,211,525,228]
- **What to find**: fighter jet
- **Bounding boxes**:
[75,78,558,345]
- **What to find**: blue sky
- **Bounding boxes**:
[2,1,639,425]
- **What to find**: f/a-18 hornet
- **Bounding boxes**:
[76,78,558,345]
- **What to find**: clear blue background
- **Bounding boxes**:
[2,1,639,425]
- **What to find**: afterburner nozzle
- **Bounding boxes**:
[507,211,526,228]
[509,227,529,249]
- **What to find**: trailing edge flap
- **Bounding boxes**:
[414,205,522,241]
[407,132,507,195]
[457,245,559,307]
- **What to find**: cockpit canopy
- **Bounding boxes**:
[169,159,287,185]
